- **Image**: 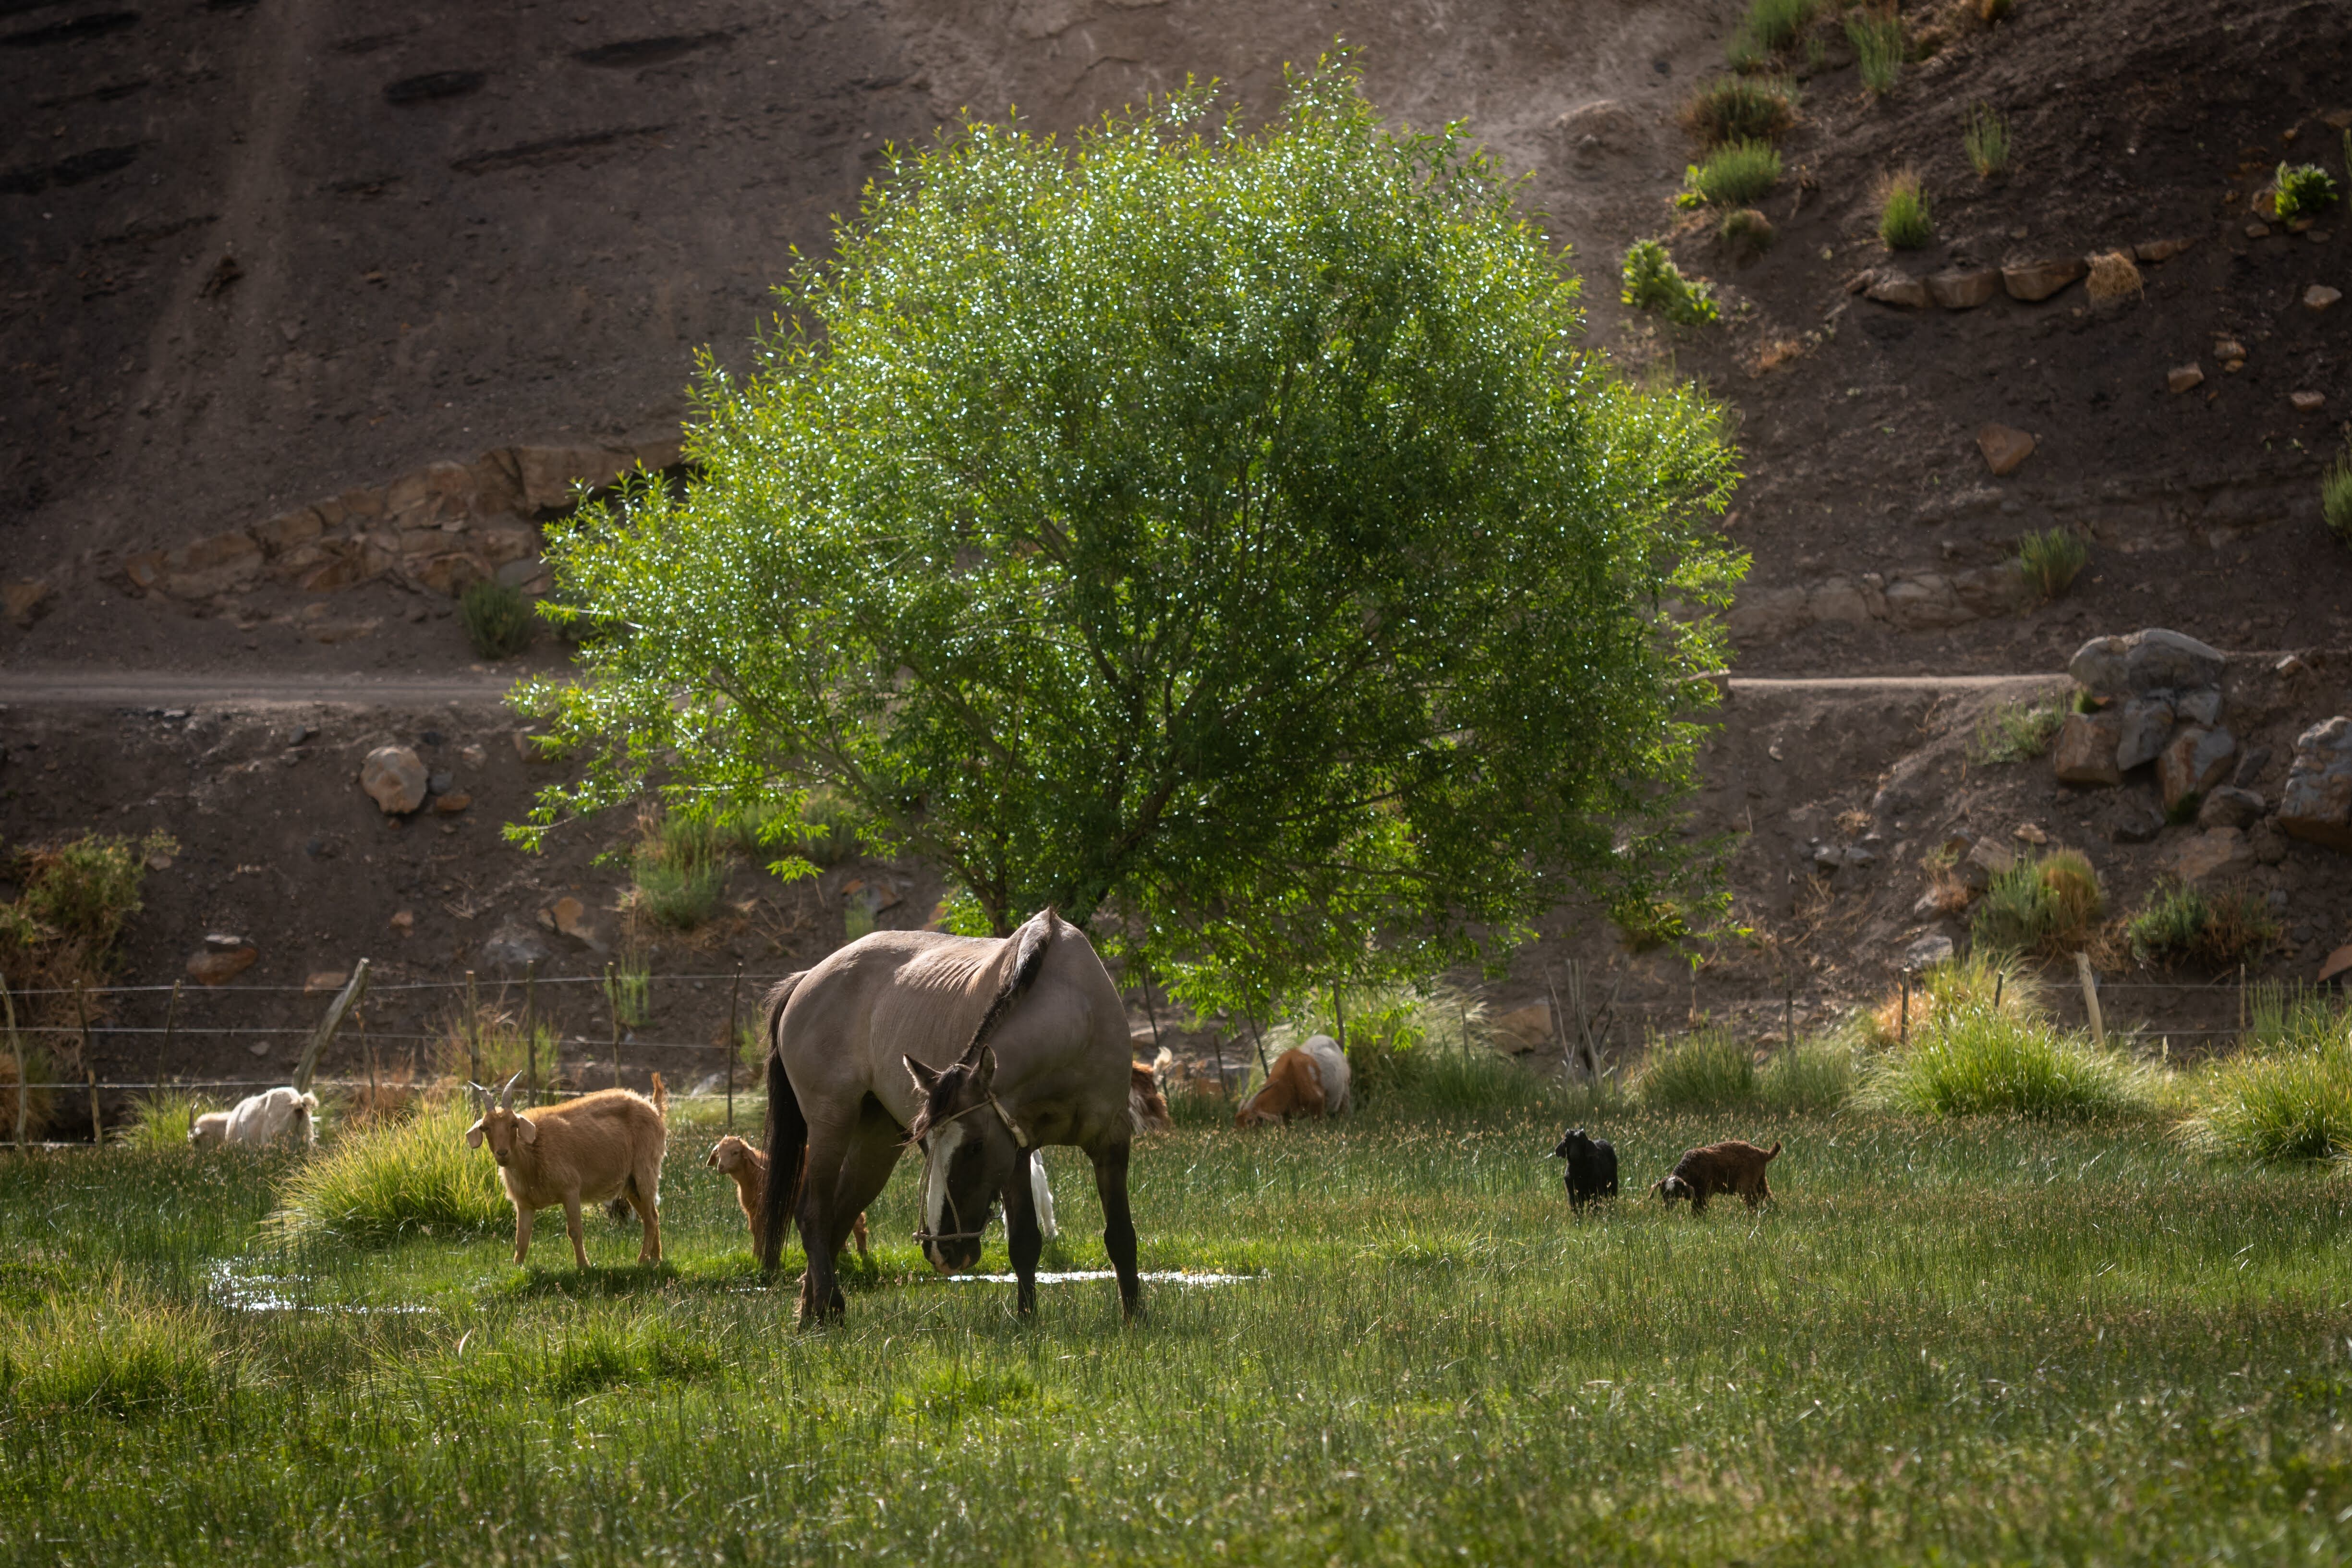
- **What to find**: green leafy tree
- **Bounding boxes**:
[515,65,1744,1019]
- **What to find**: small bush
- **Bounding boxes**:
[1,1296,222,1420]
[1846,10,1905,95]
[607,954,652,1029]
[1621,239,1719,326]
[270,1100,510,1245]
[630,810,732,930]
[1760,1039,1855,1112]
[2322,441,2352,545]
[1963,102,2010,178]
[2016,527,2088,599]
[1683,76,1798,147]
[1876,169,1932,248]
[2273,162,2340,225]
[1729,0,1818,62]
[1637,1029,1757,1111]
[1970,694,2068,764]
[1970,850,2103,958]
[1686,140,1782,206]
[1865,1007,2156,1121]
[1719,207,1777,255]
[460,578,534,659]
[431,1005,560,1093]
[2126,882,2280,969]
[2182,991,2352,1161]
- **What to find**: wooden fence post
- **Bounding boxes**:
[725,962,743,1130]
[464,969,480,1087]
[523,958,540,1104]
[74,982,99,1143]
[2074,952,2105,1048]
[296,960,370,1095]
[1,969,22,1149]
[1899,970,1911,1045]
[155,978,181,1093]
[605,963,621,1091]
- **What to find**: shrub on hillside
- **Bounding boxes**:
[1970,850,2102,958]
[1845,10,1904,95]
[270,1100,510,1245]
[1621,239,1719,326]
[1685,140,1782,206]
[460,578,533,659]
[629,810,732,930]
[2273,163,2340,225]
[1876,169,1932,249]
[1682,76,1798,147]
[1,829,174,1043]
[2015,527,2087,599]
[2126,882,2279,969]
[1969,694,2068,765]
[1962,102,2010,179]
[2323,440,2352,546]
[2181,990,2352,1162]
[1719,207,1777,255]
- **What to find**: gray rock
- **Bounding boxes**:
[2174,686,2224,727]
[360,744,428,814]
[480,916,553,972]
[428,771,454,794]
[1903,933,1957,970]
[2115,695,2175,771]
[2123,628,2227,693]
[2233,746,2272,789]
[2196,786,2265,830]
[2105,795,2165,843]
[2067,636,2130,697]
[2278,715,2352,851]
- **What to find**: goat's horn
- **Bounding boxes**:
[498,1071,522,1110]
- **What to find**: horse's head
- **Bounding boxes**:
[905,1045,1022,1274]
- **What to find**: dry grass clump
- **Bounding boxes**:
[1719,207,1778,256]
[2085,250,2143,305]
[2124,882,2280,970]
[1970,694,2069,765]
[1971,850,2103,959]
[1681,76,1798,148]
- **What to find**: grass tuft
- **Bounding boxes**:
[1970,694,2069,765]
[1685,140,1782,206]
[1971,850,2102,959]
[1720,207,1777,255]
[1682,76,1798,147]
[2125,882,2280,969]
[2323,439,2352,545]
[1729,0,1818,61]
[1876,168,1932,249]
[1865,1000,2157,1121]
[459,578,533,659]
[1637,1030,1756,1111]
[1621,239,1718,325]
[2273,162,2340,225]
[630,810,733,930]
[2016,526,2088,599]
[1963,101,2010,178]
[2,1294,221,1419]
[269,1100,510,1245]
[2182,990,2352,1161]
[115,1090,207,1152]
[1845,9,1904,95]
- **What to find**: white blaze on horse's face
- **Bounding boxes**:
[920,1119,968,1269]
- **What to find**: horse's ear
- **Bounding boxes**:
[904,1055,942,1094]
[972,1045,996,1093]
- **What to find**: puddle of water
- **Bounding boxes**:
[208,1259,435,1315]
[937,1270,1257,1287]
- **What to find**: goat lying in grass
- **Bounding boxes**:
[1236,1035,1352,1127]
[1651,1139,1781,1215]
[465,1072,667,1267]
[190,1086,318,1150]
[1550,1127,1618,1211]
[706,1134,868,1260]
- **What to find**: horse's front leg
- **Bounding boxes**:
[1088,1139,1140,1321]
[794,1124,847,1328]
[1002,1157,1043,1318]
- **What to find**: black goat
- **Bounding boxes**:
[1550,1127,1618,1211]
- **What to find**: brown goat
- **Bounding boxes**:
[464,1072,667,1267]
[1650,1139,1781,1215]
[1130,1056,1172,1132]
[704,1134,868,1260]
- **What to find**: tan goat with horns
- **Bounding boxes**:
[463,1072,669,1268]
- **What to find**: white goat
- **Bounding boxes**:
[190,1087,318,1149]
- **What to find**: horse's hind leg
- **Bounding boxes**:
[794,1118,850,1327]
[1088,1139,1140,1321]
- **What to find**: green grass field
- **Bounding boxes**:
[3,1098,2349,1565]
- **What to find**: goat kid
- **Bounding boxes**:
[1651,1139,1781,1215]
[705,1134,869,1260]
[1550,1127,1618,1210]
[190,1086,318,1150]
[465,1071,667,1267]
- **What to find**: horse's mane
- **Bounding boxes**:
[908,909,1057,1142]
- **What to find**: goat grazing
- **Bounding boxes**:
[1651,1139,1781,1215]
[189,1087,318,1150]
[1130,1052,1173,1132]
[1236,1035,1352,1127]
[464,1072,668,1267]
[706,1134,869,1260]
[1550,1127,1618,1210]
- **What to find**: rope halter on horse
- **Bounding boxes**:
[910,1091,1031,1248]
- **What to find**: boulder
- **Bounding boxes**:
[2102,792,2165,843]
[1962,837,2017,889]
[251,508,324,555]
[304,970,350,994]
[1727,585,1812,641]
[414,552,489,597]
[1807,577,1875,625]
[1491,1004,1554,1054]
[360,744,429,814]
[1882,573,1972,629]
[2052,711,2124,786]
[1866,272,1933,308]
[2125,629,2226,693]
[2157,725,2236,812]
[513,446,630,512]
[2278,716,2352,851]
[2002,256,2086,301]
[2196,786,2265,830]
[1903,932,1956,969]
[1928,268,2000,308]
[2165,827,2249,883]
[480,917,553,972]
[2174,686,2224,727]
[186,943,258,986]
[1952,563,2035,618]
[1976,424,2037,476]
[2114,694,2174,771]
[2166,363,2205,393]
[2291,390,2327,412]
[2067,637,2129,697]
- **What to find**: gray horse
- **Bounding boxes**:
[758,906,1140,1325]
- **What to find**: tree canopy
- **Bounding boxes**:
[515,64,1744,1020]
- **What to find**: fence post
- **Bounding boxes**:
[296,960,370,1095]
[465,969,480,1087]
[605,962,621,1091]
[725,962,743,1130]
[156,978,181,1093]
[2237,962,2247,1038]
[74,983,100,1142]
[1,968,21,1149]
[1209,1025,1229,1100]
[1332,987,1347,1057]
[1899,969,1911,1045]
[523,959,540,1105]
[1783,974,1794,1053]
[2075,951,2105,1048]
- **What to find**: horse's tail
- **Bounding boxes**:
[957,906,1058,1063]
[758,973,809,1275]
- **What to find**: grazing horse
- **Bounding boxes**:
[759,907,1140,1326]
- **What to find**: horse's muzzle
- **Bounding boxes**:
[918,1234,984,1274]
